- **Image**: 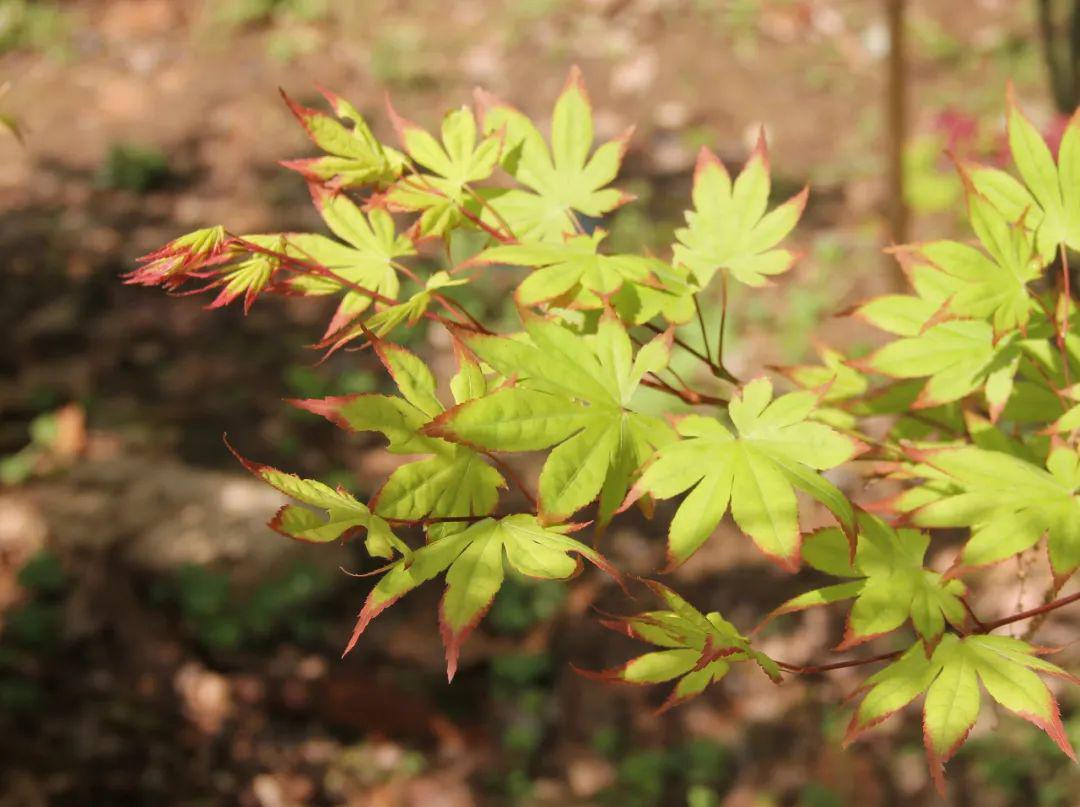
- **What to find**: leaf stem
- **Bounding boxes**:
[464,183,518,242]
[693,294,713,366]
[1059,242,1072,389]
[401,166,515,244]
[715,272,734,382]
[481,451,538,509]
[383,515,488,526]
[640,322,738,383]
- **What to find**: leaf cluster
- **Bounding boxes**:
[133,74,1080,792]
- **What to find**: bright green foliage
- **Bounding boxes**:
[230,447,406,560]
[293,341,506,520]
[846,635,1076,790]
[281,88,406,187]
[476,231,651,308]
[900,190,1041,336]
[134,74,1080,793]
[581,581,780,712]
[855,226,1029,415]
[345,514,615,680]
[428,311,675,524]
[965,86,1080,260]
[631,378,861,570]
[765,514,966,646]
[906,444,1080,578]
[287,186,416,337]
[673,135,807,289]
[477,67,633,242]
[386,103,502,237]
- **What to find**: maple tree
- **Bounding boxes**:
[131,70,1080,793]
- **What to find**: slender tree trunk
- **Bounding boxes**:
[1037,0,1080,113]
[885,0,908,252]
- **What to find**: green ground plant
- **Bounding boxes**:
[131,69,1080,793]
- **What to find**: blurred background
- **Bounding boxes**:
[1,1,1079,804]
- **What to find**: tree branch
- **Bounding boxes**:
[977,590,1080,633]
[777,649,902,675]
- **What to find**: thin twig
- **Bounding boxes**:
[641,376,728,406]
[977,590,1080,634]
[777,649,902,675]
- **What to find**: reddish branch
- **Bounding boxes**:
[641,376,728,407]
[977,590,1080,633]
[238,236,488,335]
[777,649,902,675]
[779,591,1080,676]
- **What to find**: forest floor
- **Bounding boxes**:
[1,1,1078,805]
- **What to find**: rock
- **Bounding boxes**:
[29,455,348,585]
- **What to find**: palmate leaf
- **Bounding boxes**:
[906,444,1080,579]
[630,378,862,571]
[964,85,1080,261]
[473,230,659,309]
[764,513,966,646]
[386,103,502,238]
[427,311,675,525]
[895,187,1041,337]
[293,341,505,520]
[853,276,1022,415]
[672,134,807,289]
[477,66,634,242]
[283,186,416,338]
[228,445,407,560]
[344,514,617,679]
[578,581,780,712]
[845,635,1077,794]
[281,88,406,188]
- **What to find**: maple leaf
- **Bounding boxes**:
[576,581,780,712]
[853,273,1023,416]
[907,443,1080,579]
[763,513,966,647]
[964,85,1080,261]
[229,445,407,561]
[127,226,231,290]
[344,514,618,680]
[426,311,675,525]
[282,185,416,338]
[477,66,634,242]
[894,187,1041,337]
[293,341,506,521]
[280,88,406,188]
[845,635,1077,794]
[473,229,660,309]
[386,104,502,238]
[672,134,807,289]
[629,378,862,571]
